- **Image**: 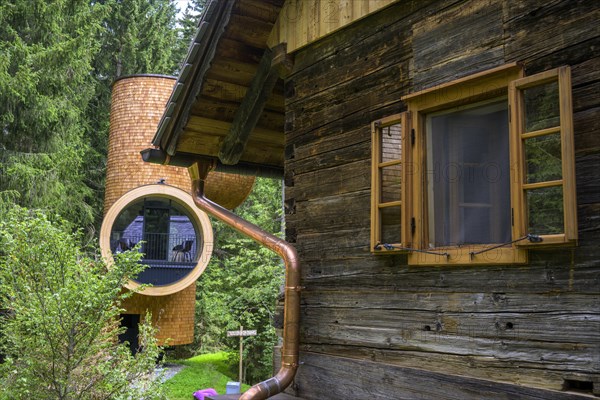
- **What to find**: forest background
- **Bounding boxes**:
[0,0,283,384]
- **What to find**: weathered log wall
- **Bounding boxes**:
[283,0,599,398]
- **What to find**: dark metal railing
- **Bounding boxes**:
[111,232,200,286]
[111,232,197,266]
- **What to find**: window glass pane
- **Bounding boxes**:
[524,81,559,132]
[110,197,200,286]
[527,186,564,235]
[427,100,511,247]
[381,206,401,245]
[525,133,562,183]
[380,164,402,203]
[380,123,402,163]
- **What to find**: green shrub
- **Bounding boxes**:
[0,206,164,400]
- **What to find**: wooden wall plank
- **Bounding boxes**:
[293,352,593,399]
[411,0,505,91]
[503,0,600,69]
[268,0,399,52]
[301,345,597,394]
[280,0,600,398]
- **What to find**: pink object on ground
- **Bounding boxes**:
[193,388,218,400]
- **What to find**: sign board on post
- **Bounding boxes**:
[226,326,257,385]
[227,329,257,337]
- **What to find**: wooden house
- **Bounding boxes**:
[145,0,599,398]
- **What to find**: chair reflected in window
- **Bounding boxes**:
[171,240,194,262]
[181,240,194,262]
[171,242,184,261]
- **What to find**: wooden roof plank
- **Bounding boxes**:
[190,97,284,132]
[186,116,283,146]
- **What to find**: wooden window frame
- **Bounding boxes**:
[392,63,578,265]
[509,66,578,247]
[370,112,412,253]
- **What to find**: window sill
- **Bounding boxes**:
[407,246,527,266]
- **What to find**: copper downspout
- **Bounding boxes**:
[189,162,301,400]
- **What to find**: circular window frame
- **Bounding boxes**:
[100,184,213,296]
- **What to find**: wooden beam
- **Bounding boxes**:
[218,43,291,165]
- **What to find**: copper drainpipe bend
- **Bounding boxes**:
[190,162,300,400]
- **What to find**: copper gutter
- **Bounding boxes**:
[189,162,301,400]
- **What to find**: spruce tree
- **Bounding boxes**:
[0,0,107,231]
[174,0,207,68]
[85,0,183,232]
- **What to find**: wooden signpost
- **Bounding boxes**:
[227,326,257,384]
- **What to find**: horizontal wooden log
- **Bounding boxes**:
[214,37,263,65]
[232,0,281,24]
[286,190,370,234]
[301,289,600,314]
[294,228,370,261]
[285,63,407,140]
[287,26,412,106]
[578,203,600,233]
[287,135,370,176]
[285,100,402,151]
[572,80,600,113]
[504,0,599,66]
[297,251,600,294]
[294,351,594,400]
[411,0,504,91]
[571,56,600,89]
[300,306,600,346]
[301,344,598,394]
[286,159,370,202]
[574,107,600,155]
[289,0,440,73]
[523,37,600,83]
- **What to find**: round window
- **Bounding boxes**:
[100,185,213,296]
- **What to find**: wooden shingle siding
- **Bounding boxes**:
[123,284,197,346]
[105,76,254,345]
[106,76,255,213]
[283,0,599,397]
[105,76,191,214]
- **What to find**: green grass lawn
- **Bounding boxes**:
[163,352,251,400]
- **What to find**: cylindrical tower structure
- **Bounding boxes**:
[100,75,255,346]
[104,75,255,214]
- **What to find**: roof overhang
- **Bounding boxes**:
[151,0,287,170]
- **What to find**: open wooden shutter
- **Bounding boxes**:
[509,66,577,246]
[371,112,411,253]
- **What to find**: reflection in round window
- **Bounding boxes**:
[110,197,201,286]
